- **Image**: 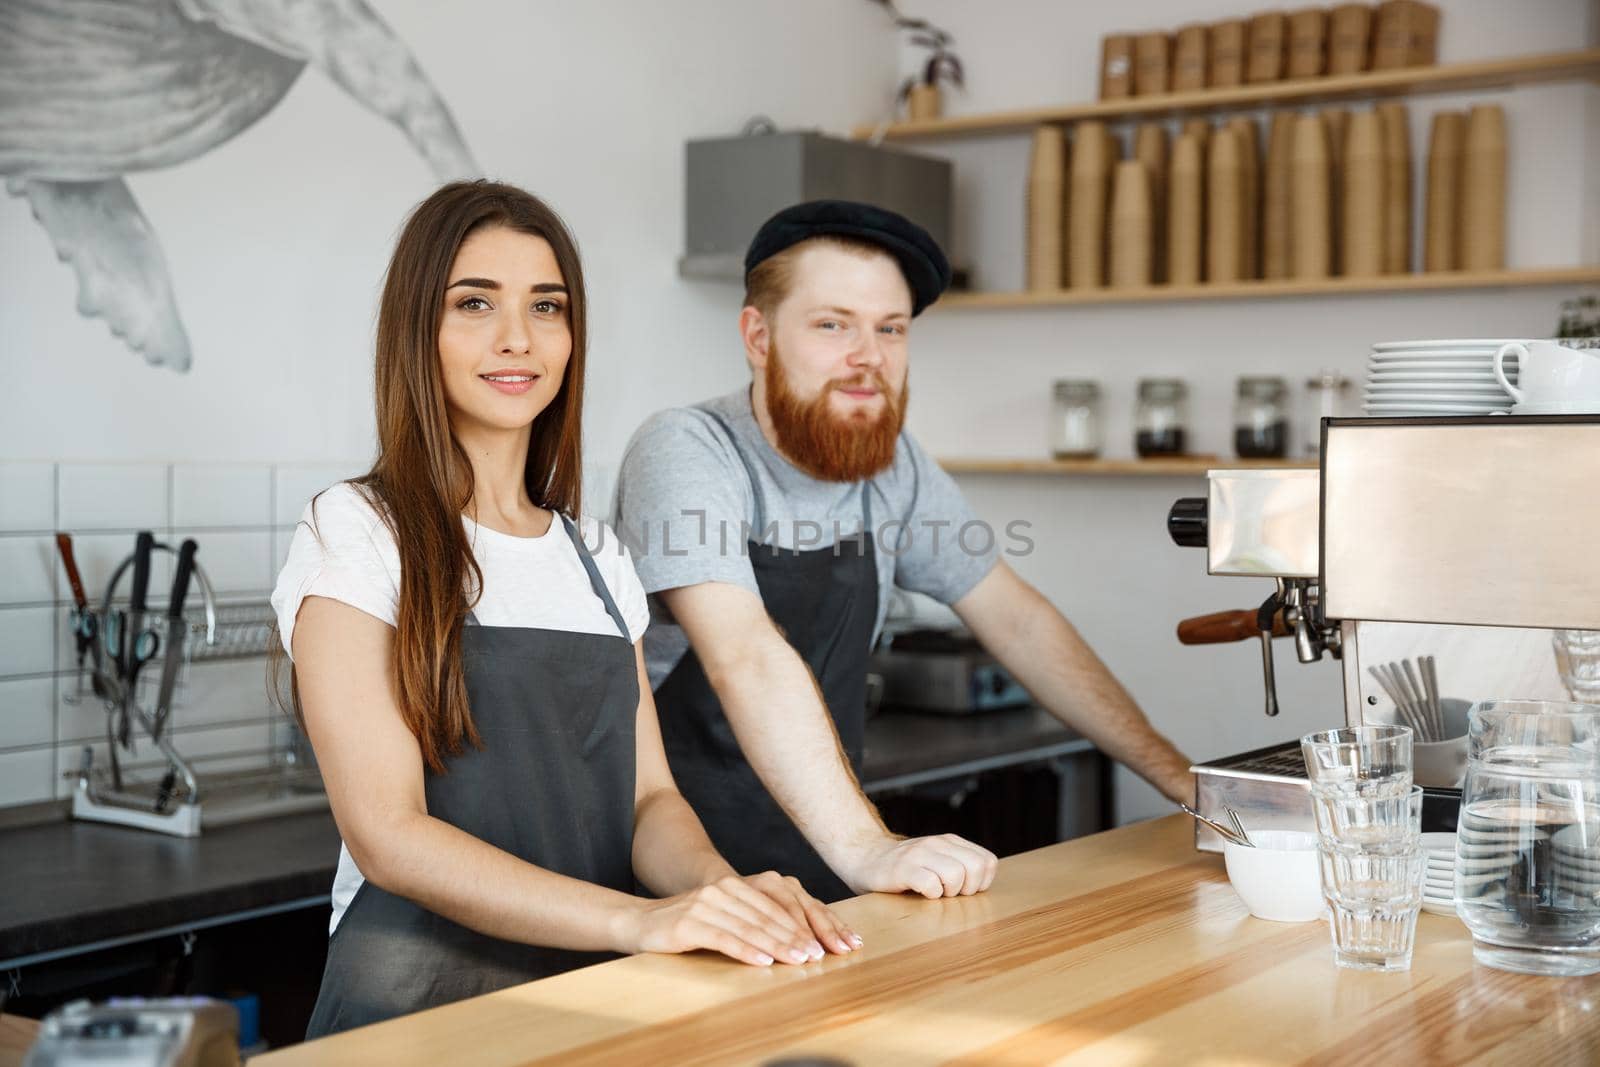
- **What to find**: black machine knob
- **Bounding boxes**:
[1167,497,1209,548]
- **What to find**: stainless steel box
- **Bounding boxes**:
[680,131,953,279]
[1192,742,1314,853]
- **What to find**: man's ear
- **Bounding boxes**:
[739,306,771,371]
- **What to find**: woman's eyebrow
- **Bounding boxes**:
[445,278,568,293]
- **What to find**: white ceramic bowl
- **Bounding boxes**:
[1223,830,1324,922]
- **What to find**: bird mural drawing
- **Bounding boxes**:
[1,0,480,373]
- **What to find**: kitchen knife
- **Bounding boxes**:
[117,531,155,746]
[127,531,154,669]
[54,533,102,694]
[151,539,199,745]
[55,532,89,612]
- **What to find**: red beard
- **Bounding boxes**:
[765,343,907,482]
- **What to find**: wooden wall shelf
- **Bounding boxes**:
[941,456,1317,477]
[937,266,1600,310]
[852,48,1600,141]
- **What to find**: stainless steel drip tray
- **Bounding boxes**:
[1190,741,1464,853]
[1191,741,1312,853]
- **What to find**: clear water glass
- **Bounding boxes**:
[1315,786,1425,971]
[1553,630,1600,702]
[1302,724,1414,797]
[1456,699,1600,977]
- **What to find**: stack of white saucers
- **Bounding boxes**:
[1421,831,1458,917]
[1551,823,1600,901]
[1364,339,1519,417]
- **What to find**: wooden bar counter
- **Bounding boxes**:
[245,815,1598,1065]
[7,816,1596,1064]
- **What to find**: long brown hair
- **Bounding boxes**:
[284,180,588,773]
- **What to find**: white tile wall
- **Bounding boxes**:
[0,462,54,532]
[58,463,169,530]
[0,536,56,603]
[0,677,54,748]
[1,459,363,810]
[172,660,277,729]
[0,607,55,676]
[272,527,297,577]
[57,676,117,745]
[274,464,361,527]
[173,464,272,529]
[0,748,55,806]
[172,529,274,595]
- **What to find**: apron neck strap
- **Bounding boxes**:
[462,515,630,640]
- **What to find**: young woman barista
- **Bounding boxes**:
[273,181,860,1038]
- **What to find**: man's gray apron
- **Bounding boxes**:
[305,516,638,1038]
[654,411,879,904]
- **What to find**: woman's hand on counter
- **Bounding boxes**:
[612,873,859,967]
[844,833,998,899]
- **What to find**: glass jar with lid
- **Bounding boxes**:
[1304,370,1354,456]
[1234,376,1290,458]
[1050,379,1102,459]
[1135,378,1189,457]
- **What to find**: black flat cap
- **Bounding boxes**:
[744,200,952,316]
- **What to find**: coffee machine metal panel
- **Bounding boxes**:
[1321,417,1600,631]
[1206,469,1321,577]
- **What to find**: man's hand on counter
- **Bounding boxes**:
[612,872,861,967]
[842,832,998,899]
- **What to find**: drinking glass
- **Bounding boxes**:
[1315,786,1425,971]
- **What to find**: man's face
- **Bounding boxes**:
[760,243,913,482]
[766,243,912,418]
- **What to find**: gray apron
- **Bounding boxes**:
[655,411,879,904]
[305,516,638,1038]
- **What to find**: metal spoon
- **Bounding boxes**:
[1420,655,1444,740]
[1224,806,1254,847]
[1401,659,1433,741]
[1180,803,1252,847]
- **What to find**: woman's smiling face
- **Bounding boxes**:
[437,225,571,437]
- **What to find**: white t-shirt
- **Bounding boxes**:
[269,481,650,933]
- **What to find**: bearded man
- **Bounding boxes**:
[615,201,1193,904]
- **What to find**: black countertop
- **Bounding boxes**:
[1,705,1085,967]
[0,811,342,968]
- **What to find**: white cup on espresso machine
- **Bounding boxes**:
[1493,339,1600,414]
[1167,414,1600,851]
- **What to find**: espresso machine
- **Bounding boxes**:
[1168,415,1600,851]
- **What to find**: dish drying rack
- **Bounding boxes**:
[70,558,325,837]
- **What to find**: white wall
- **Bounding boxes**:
[0,0,895,472]
[893,0,1599,822]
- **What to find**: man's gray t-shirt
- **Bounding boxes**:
[615,388,1000,688]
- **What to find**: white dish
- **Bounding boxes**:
[1370,354,1505,364]
[1368,359,1507,370]
[1368,381,1508,390]
[1363,402,1510,412]
[1362,409,1511,417]
[1224,830,1324,923]
[1369,348,1504,356]
[1362,400,1507,410]
[1365,391,1506,400]
[1511,402,1600,415]
[1372,339,1520,351]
